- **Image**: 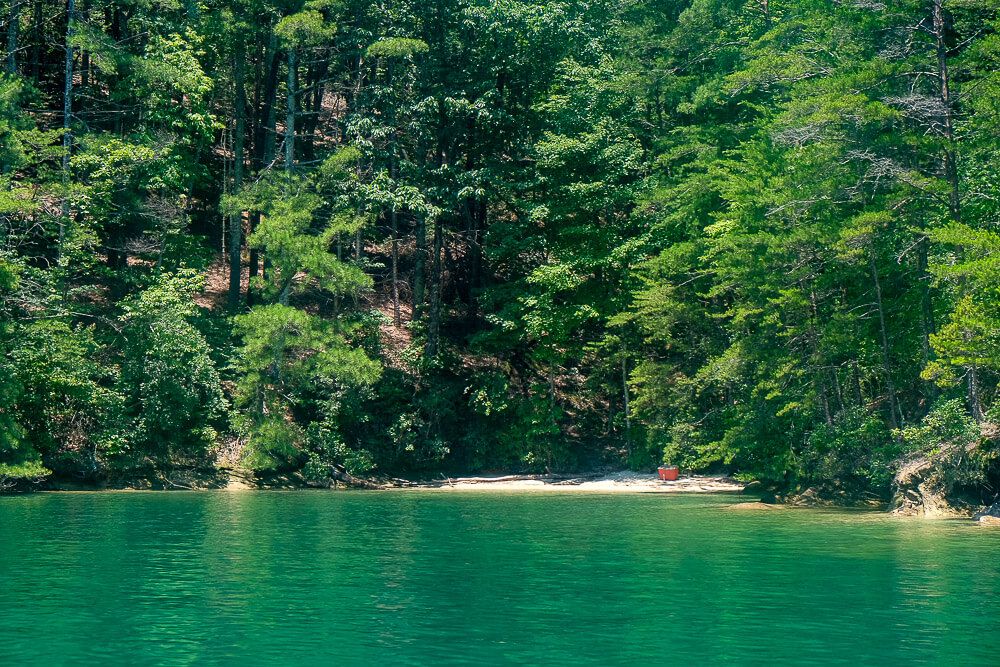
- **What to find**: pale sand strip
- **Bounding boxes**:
[399,472,744,493]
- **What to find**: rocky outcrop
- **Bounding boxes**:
[783,485,884,508]
[973,502,1000,525]
[891,432,998,517]
[891,453,964,517]
[725,501,780,511]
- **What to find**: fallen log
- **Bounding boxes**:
[443,474,543,484]
[327,465,384,490]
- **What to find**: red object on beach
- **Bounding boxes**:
[658,466,679,481]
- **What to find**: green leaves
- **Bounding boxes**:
[232,304,381,470]
[5,320,119,473]
[227,167,379,471]
[366,37,428,59]
[924,223,1000,387]
[276,10,337,48]
[1,0,998,489]
[116,271,226,462]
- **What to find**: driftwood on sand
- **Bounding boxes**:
[326,465,384,490]
[440,474,547,484]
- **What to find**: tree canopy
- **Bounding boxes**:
[2,0,999,496]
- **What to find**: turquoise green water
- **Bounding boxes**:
[2,492,999,665]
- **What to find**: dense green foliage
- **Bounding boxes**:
[2,0,999,496]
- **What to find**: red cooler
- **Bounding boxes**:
[658,466,679,481]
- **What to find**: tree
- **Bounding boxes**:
[226,162,380,470]
[116,271,226,468]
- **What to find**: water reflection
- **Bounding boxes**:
[1,492,999,665]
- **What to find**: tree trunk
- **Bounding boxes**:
[248,30,280,304]
[386,59,400,328]
[968,361,983,421]
[301,58,327,160]
[851,359,864,407]
[809,286,832,425]
[464,197,484,325]
[622,355,631,456]
[278,279,292,306]
[932,0,959,218]
[871,252,902,429]
[109,5,125,135]
[818,377,832,425]
[260,49,279,285]
[229,41,247,309]
[334,235,342,318]
[256,30,280,171]
[413,214,426,321]
[28,0,38,81]
[831,367,845,413]
[932,0,980,420]
[391,209,401,327]
[6,0,18,74]
[247,212,260,306]
[389,155,401,327]
[60,0,75,258]
[284,47,295,172]
[426,218,442,357]
[917,236,934,365]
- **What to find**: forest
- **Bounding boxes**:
[1,0,999,504]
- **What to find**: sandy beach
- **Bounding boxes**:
[398,471,745,493]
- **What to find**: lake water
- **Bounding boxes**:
[1,491,998,665]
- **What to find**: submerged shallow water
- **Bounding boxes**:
[1,491,998,665]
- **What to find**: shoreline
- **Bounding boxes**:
[395,472,745,494]
[21,471,747,495]
[20,473,1000,525]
